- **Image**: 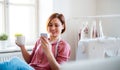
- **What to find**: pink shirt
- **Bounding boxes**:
[29,39,71,70]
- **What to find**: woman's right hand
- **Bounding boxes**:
[15,41,25,48]
[40,36,52,55]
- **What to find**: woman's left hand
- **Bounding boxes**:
[40,36,52,55]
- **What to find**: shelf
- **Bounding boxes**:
[0,45,34,53]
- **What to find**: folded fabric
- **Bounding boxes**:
[0,57,34,70]
[104,49,119,57]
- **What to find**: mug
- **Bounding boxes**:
[15,36,25,46]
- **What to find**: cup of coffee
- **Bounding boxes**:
[15,34,25,46]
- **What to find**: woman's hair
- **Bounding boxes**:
[46,13,66,34]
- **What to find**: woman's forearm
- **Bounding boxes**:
[20,46,31,63]
[46,51,60,70]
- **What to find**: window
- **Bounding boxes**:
[0,0,53,47]
[9,0,38,45]
[0,0,38,46]
[0,1,4,33]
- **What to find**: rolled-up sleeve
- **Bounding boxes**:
[56,41,71,64]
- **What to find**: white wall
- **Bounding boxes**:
[53,0,71,19]
[96,0,120,15]
[53,0,96,60]
[39,0,53,33]
[96,0,120,37]
[53,0,120,61]
[53,0,96,18]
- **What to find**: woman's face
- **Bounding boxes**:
[47,18,64,37]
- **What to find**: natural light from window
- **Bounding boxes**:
[9,4,36,46]
[9,0,37,46]
[0,0,53,48]
[0,3,4,33]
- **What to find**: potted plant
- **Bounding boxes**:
[0,33,8,48]
[15,33,23,37]
[0,34,8,41]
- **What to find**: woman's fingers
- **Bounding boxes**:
[40,37,47,46]
[40,36,51,49]
[40,36,52,52]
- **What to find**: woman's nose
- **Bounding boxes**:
[51,26,56,30]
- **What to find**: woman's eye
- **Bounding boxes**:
[55,24,60,27]
[48,23,60,27]
[48,24,52,27]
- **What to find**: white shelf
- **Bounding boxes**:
[0,45,34,53]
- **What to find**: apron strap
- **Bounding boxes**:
[55,38,61,58]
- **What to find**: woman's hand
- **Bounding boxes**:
[15,41,25,48]
[40,36,52,55]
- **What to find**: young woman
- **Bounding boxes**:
[16,13,71,70]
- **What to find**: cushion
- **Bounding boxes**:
[0,57,34,70]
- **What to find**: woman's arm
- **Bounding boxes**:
[16,43,31,63]
[20,46,31,63]
[40,36,60,70]
[46,50,60,70]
